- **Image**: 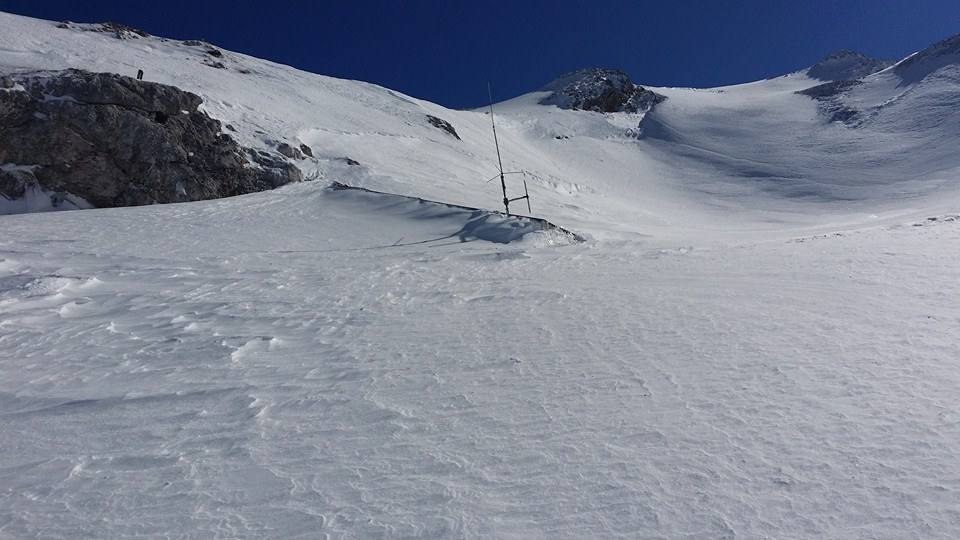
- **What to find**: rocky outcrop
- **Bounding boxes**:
[798,79,863,99]
[539,68,666,113]
[797,80,864,125]
[799,51,894,125]
[425,114,460,140]
[276,142,305,160]
[56,21,150,40]
[0,69,301,209]
[807,50,892,81]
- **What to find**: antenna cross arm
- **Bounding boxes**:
[485,171,525,183]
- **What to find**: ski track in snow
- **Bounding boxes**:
[2,188,960,538]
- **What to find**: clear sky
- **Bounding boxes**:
[3,1,959,108]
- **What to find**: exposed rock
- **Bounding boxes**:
[277,142,305,160]
[57,21,150,40]
[797,80,864,124]
[798,79,863,99]
[0,69,301,209]
[807,50,892,81]
[100,22,150,39]
[539,68,666,113]
[0,168,34,200]
[299,144,314,158]
[800,52,893,125]
[425,114,461,140]
[181,40,231,69]
[245,149,303,186]
[825,108,860,124]
[182,41,223,57]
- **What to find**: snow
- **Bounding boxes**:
[0,179,93,215]
[2,10,960,539]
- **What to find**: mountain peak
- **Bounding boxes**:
[820,49,868,61]
[538,68,665,113]
[807,50,892,81]
[541,68,633,91]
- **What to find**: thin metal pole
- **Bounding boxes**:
[523,177,531,214]
[488,82,510,215]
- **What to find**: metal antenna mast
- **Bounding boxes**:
[487,83,531,216]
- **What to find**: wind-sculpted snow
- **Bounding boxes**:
[327,182,582,245]
[3,182,960,538]
[638,70,960,204]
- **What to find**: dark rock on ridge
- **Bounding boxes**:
[798,79,863,99]
[539,68,666,113]
[277,142,305,160]
[426,114,461,140]
[797,80,865,125]
[57,21,150,40]
[807,50,892,81]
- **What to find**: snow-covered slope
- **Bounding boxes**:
[4,12,959,241]
[3,11,960,539]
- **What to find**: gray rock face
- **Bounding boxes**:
[276,142,305,160]
[539,68,666,113]
[798,79,863,99]
[807,50,892,81]
[425,114,460,140]
[0,69,301,209]
[56,21,150,40]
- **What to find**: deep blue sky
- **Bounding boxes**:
[3,1,958,108]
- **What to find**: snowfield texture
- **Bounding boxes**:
[2,11,960,539]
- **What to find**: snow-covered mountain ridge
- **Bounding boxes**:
[2,11,960,242]
[806,49,893,81]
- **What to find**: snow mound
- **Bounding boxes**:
[328,182,582,245]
